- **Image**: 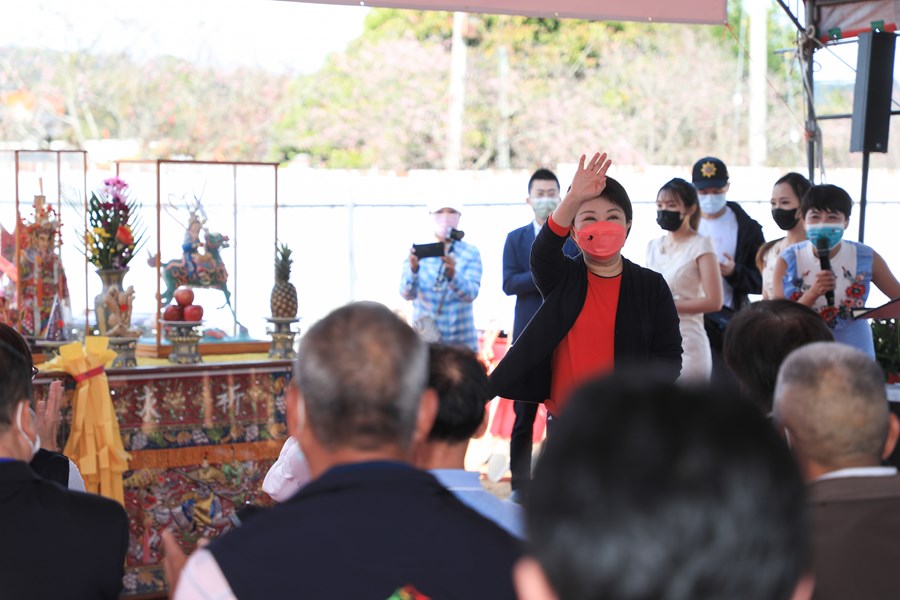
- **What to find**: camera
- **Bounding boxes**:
[412,242,444,258]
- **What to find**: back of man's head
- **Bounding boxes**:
[0,323,33,428]
[521,374,810,600]
[426,343,491,442]
[723,299,834,413]
[774,342,891,474]
[294,301,428,452]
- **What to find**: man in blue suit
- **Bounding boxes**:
[502,169,578,500]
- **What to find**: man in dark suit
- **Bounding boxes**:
[774,342,900,600]
[0,332,129,599]
[169,302,520,599]
[502,168,578,500]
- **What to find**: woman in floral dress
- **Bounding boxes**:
[772,184,900,357]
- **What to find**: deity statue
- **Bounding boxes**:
[182,212,205,281]
[18,194,70,339]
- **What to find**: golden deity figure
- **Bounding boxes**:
[18,193,70,339]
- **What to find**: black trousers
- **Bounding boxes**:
[510,400,538,493]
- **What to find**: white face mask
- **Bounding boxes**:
[16,402,40,460]
[530,197,559,221]
[698,193,727,214]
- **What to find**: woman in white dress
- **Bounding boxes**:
[756,172,810,299]
[647,178,723,381]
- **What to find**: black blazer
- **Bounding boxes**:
[0,460,129,600]
[491,221,682,403]
[725,201,765,310]
[502,222,579,341]
[211,462,521,599]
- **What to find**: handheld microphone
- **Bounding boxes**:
[816,236,834,307]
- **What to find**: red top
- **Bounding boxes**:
[547,213,569,237]
[548,271,621,416]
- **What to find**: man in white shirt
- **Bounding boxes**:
[774,342,900,600]
[692,156,764,381]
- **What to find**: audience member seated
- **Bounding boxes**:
[722,299,833,414]
[515,373,813,600]
[774,342,900,600]
[414,343,523,537]
[262,343,524,540]
[0,322,85,490]
[169,302,521,599]
[0,331,129,599]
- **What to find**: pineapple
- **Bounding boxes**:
[270,243,298,318]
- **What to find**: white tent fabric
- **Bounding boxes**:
[276,0,726,24]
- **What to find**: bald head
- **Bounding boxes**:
[774,342,888,473]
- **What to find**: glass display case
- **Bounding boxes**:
[0,150,89,344]
[113,160,279,358]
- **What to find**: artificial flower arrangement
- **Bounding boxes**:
[83,177,146,270]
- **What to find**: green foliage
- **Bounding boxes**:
[872,319,900,377]
[272,7,815,170]
[0,46,291,161]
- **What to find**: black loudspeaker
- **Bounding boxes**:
[850,31,896,153]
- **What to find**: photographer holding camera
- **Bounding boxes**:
[401,199,482,351]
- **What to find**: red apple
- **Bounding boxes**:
[174,287,195,307]
[183,305,204,322]
[163,305,184,321]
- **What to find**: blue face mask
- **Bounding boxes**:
[806,224,844,250]
[698,193,727,214]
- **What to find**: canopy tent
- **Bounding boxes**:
[812,0,900,41]
[277,0,727,24]
[781,0,900,241]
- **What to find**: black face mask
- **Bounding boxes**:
[656,210,684,232]
[772,208,799,231]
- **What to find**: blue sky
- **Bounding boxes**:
[0,0,370,73]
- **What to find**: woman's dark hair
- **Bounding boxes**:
[723,300,834,413]
[601,176,633,223]
[756,173,812,270]
[800,184,853,219]
[658,177,700,230]
[774,172,812,206]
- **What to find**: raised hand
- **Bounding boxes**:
[569,152,612,203]
[36,380,63,451]
[552,152,613,229]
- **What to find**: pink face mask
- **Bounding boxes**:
[572,221,627,261]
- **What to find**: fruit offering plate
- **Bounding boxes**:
[159,320,204,328]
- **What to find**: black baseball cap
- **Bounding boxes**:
[692,157,729,190]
